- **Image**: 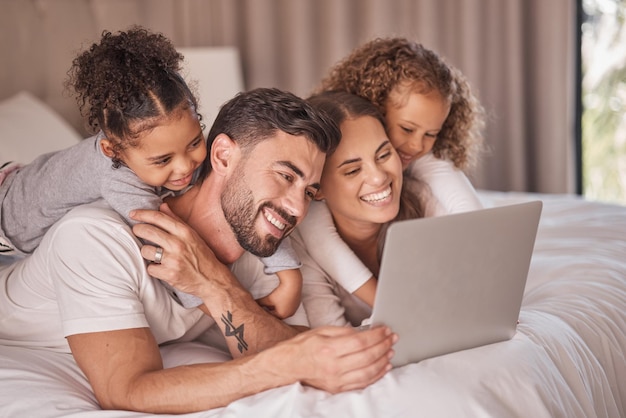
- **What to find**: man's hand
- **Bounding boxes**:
[131,203,300,357]
[130,203,238,305]
[265,325,397,393]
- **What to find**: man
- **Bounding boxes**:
[0,88,396,414]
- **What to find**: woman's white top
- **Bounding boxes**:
[297,153,483,327]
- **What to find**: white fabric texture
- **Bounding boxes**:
[0,200,307,352]
[1,191,625,417]
[409,152,483,215]
[0,201,205,351]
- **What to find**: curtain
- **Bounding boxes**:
[1,0,576,193]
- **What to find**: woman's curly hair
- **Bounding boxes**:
[315,37,485,170]
[65,26,200,161]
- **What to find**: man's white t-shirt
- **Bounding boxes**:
[0,200,307,352]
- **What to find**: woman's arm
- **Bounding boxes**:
[352,277,377,307]
[292,230,371,328]
[409,152,483,216]
[297,201,373,295]
[299,260,352,328]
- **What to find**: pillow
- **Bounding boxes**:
[0,91,82,165]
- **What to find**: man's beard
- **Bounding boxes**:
[221,173,293,257]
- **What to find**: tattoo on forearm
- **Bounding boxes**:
[221,311,248,353]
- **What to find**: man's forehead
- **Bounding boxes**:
[249,132,325,177]
[252,132,319,158]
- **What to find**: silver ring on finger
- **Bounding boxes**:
[154,246,164,264]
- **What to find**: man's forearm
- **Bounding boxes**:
[70,325,395,414]
[134,352,296,413]
[128,207,303,355]
[207,281,300,357]
[68,327,297,414]
[95,326,393,414]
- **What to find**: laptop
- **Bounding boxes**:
[369,200,542,367]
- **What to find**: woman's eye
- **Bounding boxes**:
[425,132,438,139]
[401,126,413,134]
[345,168,360,176]
[377,151,392,161]
[189,138,202,149]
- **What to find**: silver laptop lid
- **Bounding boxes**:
[371,201,542,367]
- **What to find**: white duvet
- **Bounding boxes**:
[1,191,625,418]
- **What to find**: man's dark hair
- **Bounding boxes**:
[198,87,340,180]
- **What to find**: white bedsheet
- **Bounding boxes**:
[1,191,625,418]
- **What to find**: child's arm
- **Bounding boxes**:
[409,152,483,216]
[102,166,165,227]
[103,169,205,309]
[297,201,375,307]
[257,238,303,318]
[256,268,303,319]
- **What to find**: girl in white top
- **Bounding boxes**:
[297,38,487,326]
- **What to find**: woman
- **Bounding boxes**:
[313,36,486,214]
[294,91,438,327]
[296,38,488,325]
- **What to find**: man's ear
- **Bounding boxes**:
[210,133,238,175]
[100,138,116,158]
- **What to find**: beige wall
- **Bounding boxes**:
[0,0,577,193]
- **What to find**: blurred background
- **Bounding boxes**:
[582,0,626,205]
[2,0,623,204]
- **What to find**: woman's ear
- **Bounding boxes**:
[314,188,325,201]
[210,133,238,175]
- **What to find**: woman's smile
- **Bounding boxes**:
[360,185,393,205]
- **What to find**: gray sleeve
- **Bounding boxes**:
[99,168,208,307]
[100,166,163,227]
[260,237,302,274]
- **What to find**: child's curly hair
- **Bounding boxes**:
[65,26,200,161]
[315,37,485,170]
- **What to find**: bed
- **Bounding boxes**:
[1,88,625,418]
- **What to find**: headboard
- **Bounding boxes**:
[177,47,244,130]
[0,46,244,165]
[0,1,243,138]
